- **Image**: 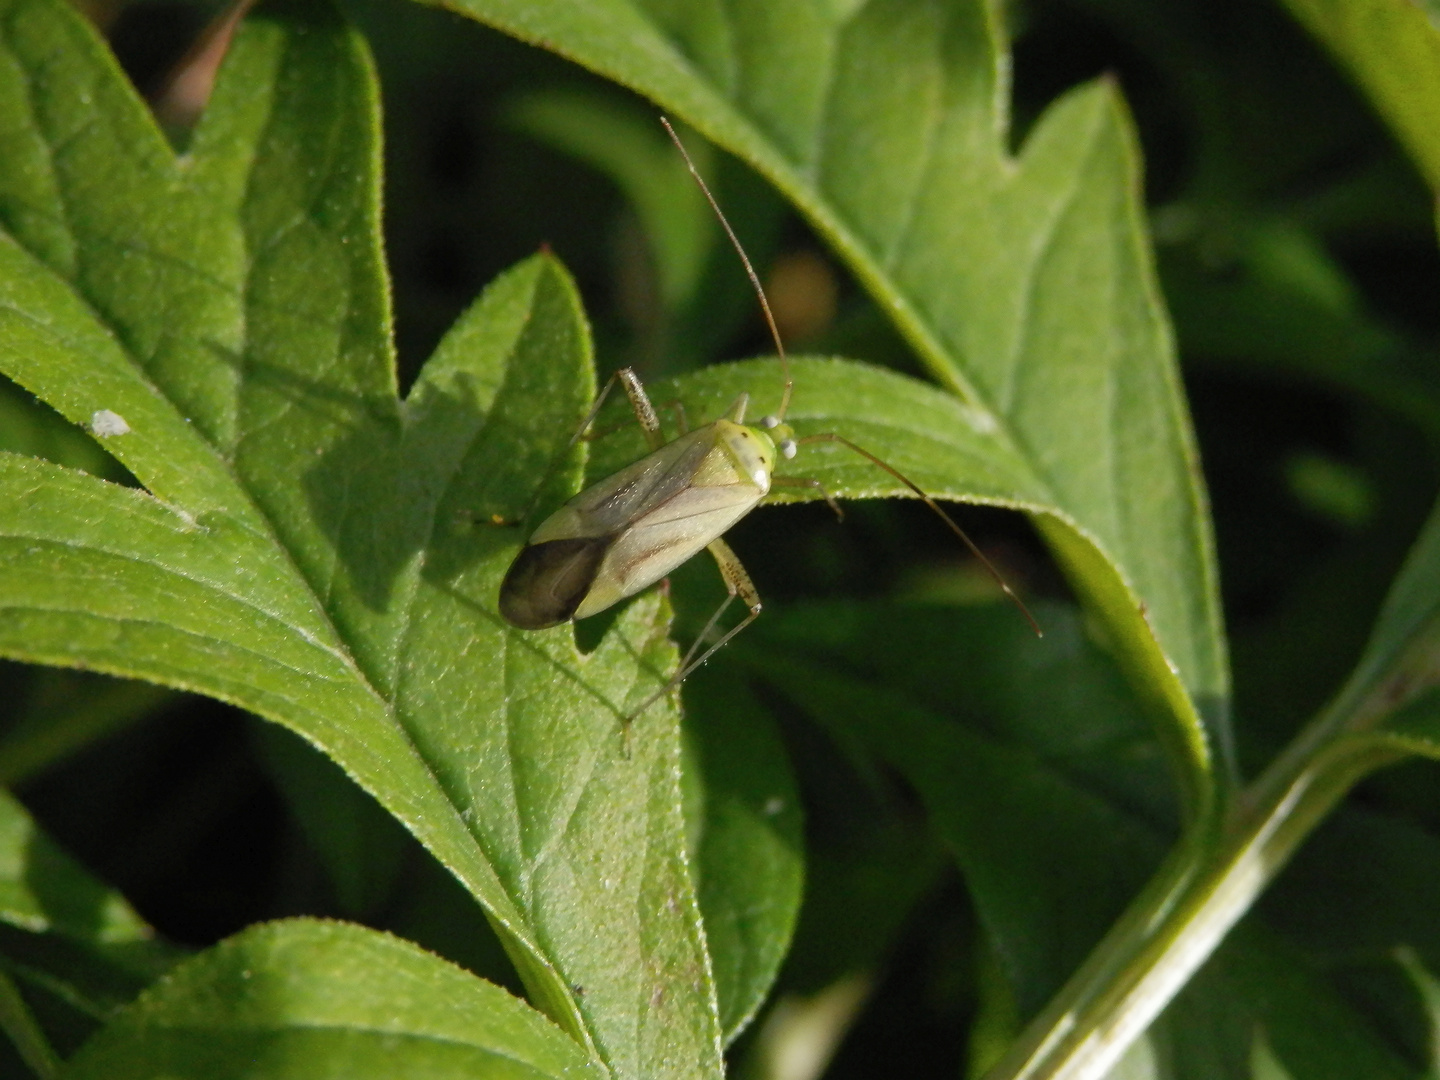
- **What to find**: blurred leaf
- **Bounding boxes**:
[780,823,944,999]
[1321,495,1440,747]
[1159,213,1440,439]
[1266,807,1440,972]
[0,788,149,949]
[737,601,1168,1016]
[60,919,605,1080]
[681,667,802,1044]
[436,0,1231,822]
[745,600,1175,830]
[0,2,721,1074]
[1395,947,1440,1066]
[506,89,715,311]
[504,86,788,378]
[0,670,174,786]
[1284,451,1376,531]
[1156,924,1413,1080]
[251,723,409,920]
[1280,0,1440,192]
[1262,805,1440,1068]
[740,972,870,1080]
[0,967,57,1080]
[0,788,178,1065]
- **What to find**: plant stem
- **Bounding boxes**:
[983,715,1402,1080]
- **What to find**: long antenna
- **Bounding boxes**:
[800,434,1043,637]
[662,117,1041,638]
[661,117,793,421]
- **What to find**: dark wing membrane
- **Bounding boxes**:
[499,535,614,629]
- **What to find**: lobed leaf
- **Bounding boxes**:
[0,2,725,1075]
[59,919,605,1080]
[1280,0,1440,193]
[430,0,1230,822]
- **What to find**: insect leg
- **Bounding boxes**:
[677,537,763,681]
[626,538,762,721]
[617,368,666,451]
[571,367,657,447]
[771,474,844,520]
[662,399,690,435]
[514,367,665,524]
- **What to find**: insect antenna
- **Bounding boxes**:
[661,117,1041,638]
[799,433,1043,637]
[661,117,792,421]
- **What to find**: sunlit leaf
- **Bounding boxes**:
[61,920,605,1080]
[435,0,1230,822]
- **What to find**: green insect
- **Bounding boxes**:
[499,119,1038,712]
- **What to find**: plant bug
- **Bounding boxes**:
[499,118,1039,715]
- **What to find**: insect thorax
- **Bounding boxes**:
[710,418,778,494]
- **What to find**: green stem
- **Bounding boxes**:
[983,716,1401,1080]
[0,969,59,1079]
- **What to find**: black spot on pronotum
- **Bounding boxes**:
[499,536,613,629]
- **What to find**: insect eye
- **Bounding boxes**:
[780,438,797,460]
[760,415,779,429]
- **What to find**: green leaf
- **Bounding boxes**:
[1279,0,1440,192]
[428,0,1229,820]
[60,919,605,1080]
[0,789,149,948]
[506,89,715,311]
[0,2,722,1075]
[681,667,802,1043]
[739,601,1167,1015]
[0,787,177,1067]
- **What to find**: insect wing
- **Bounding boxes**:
[574,468,764,618]
[498,535,612,630]
[529,427,717,544]
[504,423,765,625]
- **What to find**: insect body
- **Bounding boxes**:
[499,381,786,633]
[498,119,1037,713]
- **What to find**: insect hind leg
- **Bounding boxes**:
[625,538,761,722]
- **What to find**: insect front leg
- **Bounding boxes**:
[662,398,690,436]
[627,537,762,721]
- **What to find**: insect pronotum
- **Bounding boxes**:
[499,118,1040,717]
